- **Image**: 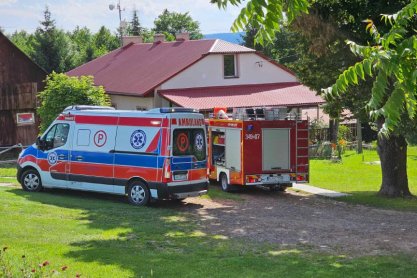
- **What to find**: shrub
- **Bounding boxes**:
[37,73,110,133]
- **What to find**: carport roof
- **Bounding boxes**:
[159,82,325,110]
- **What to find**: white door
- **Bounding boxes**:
[262,128,290,171]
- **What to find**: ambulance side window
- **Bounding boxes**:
[77,129,91,146]
[43,123,70,149]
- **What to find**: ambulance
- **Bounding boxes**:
[208,108,309,192]
[17,106,208,206]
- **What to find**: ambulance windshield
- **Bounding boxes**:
[173,129,206,161]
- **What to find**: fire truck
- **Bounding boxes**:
[208,108,309,192]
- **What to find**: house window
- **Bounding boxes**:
[224,54,238,78]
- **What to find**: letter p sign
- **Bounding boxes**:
[94,130,107,147]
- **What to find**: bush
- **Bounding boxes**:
[338,125,352,142]
[37,73,110,133]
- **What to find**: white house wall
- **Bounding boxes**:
[110,94,154,110]
[160,53,297,90]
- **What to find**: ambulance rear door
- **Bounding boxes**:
[171,115,207,183]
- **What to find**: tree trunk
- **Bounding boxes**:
[356,121,363,154]
[328,119,339,143]
[377,134,412,197]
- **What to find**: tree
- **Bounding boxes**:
[153,9,203,40]
[32,6,75,73]
[218,0,416,197]
[10,30,36,57]
[324,2,417,197]
[212,0,309,44]
[129,9,144,36]
[93,26,119,57]
[38,73,110,132]
[69,26,94,66]
[266,1,407,144]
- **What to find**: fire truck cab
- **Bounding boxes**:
[208,108,309,192]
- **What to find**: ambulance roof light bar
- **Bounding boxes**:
[149,107,200,113]
[63,105,115,112]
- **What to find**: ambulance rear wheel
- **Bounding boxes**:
[127,181,150,206]
[21,169,43,192]
[220,173,232,192]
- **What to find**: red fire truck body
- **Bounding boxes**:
[208,118,309,191]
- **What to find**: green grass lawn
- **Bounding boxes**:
[0,163,17,184]
[1,187,417,277]
[310,146,417,210]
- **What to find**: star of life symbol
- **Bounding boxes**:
[130,130,147,149]
[195,133,204,151]
[47,152,58,165]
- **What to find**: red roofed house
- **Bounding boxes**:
[67,34,324,112]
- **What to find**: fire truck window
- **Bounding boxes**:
[173,129,206,161]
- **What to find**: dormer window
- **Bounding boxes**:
[224,54,238,78]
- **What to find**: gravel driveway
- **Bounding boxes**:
[181,188,417,255]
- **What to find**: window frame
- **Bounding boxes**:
[223,54,239,79]
[42,123,70,150]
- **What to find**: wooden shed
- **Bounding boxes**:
[0,31,47,147]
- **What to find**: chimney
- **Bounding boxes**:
[154,33,165,43]
[122,36,143,46]
[175,32,190,41]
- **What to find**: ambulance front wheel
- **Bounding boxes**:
[21,169,43,192]
[220,173,232,192]
[127,181,150,206]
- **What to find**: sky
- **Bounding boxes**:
[0,0,243,35]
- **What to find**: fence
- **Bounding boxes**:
[0,144,25,165]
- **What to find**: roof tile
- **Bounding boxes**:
[209,39,255,53]
[67,39,216,96]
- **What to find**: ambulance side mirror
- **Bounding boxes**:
[36,136,46,151]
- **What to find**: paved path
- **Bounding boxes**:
[293,183,350,197]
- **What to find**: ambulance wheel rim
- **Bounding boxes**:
[24,173,40,190]
[21,169,42,192]
[131,185,146,203]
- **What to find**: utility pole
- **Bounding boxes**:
[109,0,124,46]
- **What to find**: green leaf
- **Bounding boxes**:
[363,59,373,77]
[355,63,365,80]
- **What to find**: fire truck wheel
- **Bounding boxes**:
[21,169,43,192]
[127,181,150,206]
[220,173,232,192]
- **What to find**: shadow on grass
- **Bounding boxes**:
[6,187,417,277]
[336,191,417,211]
[7,187,311,277]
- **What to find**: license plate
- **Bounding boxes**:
[261,176,283,183]
[267,176,282,182]
[173,174,187,181]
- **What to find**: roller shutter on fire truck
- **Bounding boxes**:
[262,128,290,171]
[225,129,241,171]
